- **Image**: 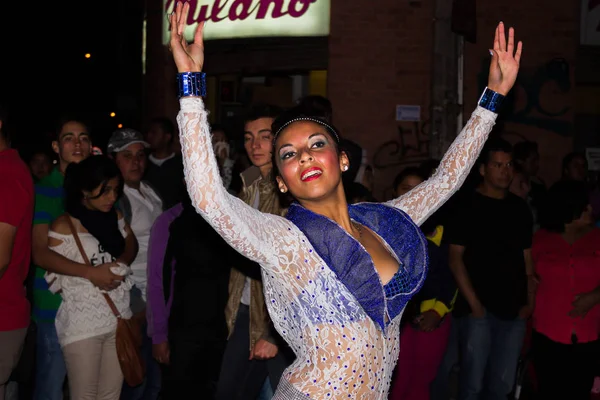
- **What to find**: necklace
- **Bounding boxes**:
[352,221,363,239]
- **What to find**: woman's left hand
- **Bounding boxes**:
[570,290,600,318]
[487,22,523,96]
[416,310,441,332]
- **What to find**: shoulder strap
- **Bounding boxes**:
[65,214,122,318]
[116,196,133,227]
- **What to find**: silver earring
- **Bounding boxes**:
[343,165,349,171]
[280,188,286,193]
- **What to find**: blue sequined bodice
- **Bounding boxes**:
[286,202,429,332]
[383,269,413,299]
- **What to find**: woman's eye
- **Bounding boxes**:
[281,151,295,160]
[311,140,326,148]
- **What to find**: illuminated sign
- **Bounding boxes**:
[163,0,330,43]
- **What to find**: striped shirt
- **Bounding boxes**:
[32,168,64,322]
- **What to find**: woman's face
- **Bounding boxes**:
[394,175,424,197]
[83,177,120,213]
[274,121,348,203]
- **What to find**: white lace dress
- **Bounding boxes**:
[45,219,133,347]
[177,97,496,399]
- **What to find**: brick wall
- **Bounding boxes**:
[327,0,436,200]
[146,0,579,198]
[328,0,579,200]
[462,1,579,188]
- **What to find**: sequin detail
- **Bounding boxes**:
[286,202,429,332]
[383,269,414,298]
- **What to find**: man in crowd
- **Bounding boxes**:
[144,117,185,210]
[447,138,535,400]
[0,105,34,400]
[215,104,294,399]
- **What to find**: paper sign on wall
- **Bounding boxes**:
[396,105,421,122]
[586,147,600,171]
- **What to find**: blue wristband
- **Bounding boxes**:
[478,87,505,113]
[177,72,207,98]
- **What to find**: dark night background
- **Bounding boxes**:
[0,0,145,156]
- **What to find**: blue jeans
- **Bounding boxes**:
[33,322,66,400]
[430,316,462,400]
[257,378,274,400]
[120,321,162,400]
[459,312,526,400]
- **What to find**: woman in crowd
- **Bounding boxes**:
[168,3,522,398]
[389,167,456,400]
[531,180,600,400]
[45,156,136,400]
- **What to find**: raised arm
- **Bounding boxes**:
[387,106,496,225]
[170,2,290,266]
[388,22,523,225]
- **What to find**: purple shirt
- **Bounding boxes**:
[146,203,184,344]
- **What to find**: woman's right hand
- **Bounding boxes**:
[169,1,205,73]
[87,262,124,291]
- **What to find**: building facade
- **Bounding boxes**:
[144,0,585,199]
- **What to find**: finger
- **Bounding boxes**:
[178,2,189,37]
[507,27,514,55]
[175,1,183,27]
[514,40,523,64]
[493,25,500,52]
[169,12,178,47]
[498,22,506,52]
[172,2,181,42]
[194,20,206,47]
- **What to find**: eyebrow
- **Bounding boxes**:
[60,132,89,139]
[244,129,273,135]
[278,133,326,152]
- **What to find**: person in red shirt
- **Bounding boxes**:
[0,105,35,400]
[532,180,600,400]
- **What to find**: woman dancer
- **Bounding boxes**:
[168,3,522,398]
